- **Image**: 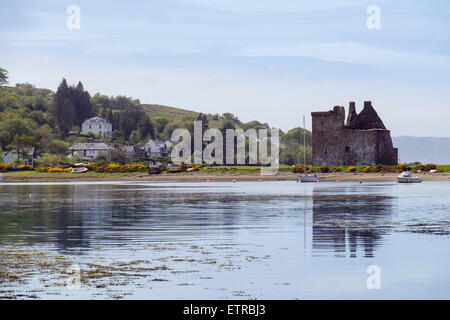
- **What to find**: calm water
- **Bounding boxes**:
[0,181,450,299]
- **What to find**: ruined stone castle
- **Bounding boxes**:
[311,101,398,166]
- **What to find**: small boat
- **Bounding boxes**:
[299,174,318,183]
[397,171,421,183]
[74,162,88,167]
[71,167,88,174]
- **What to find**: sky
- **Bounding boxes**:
[1,0,449,136]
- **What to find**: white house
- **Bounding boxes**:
[69,143,115,160]
[144,139,174,158]
[81,117,112,137]
[1,149,19,165]
[1,148,36,166]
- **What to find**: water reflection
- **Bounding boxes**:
[1,182,396,258]
[312,186,395,257]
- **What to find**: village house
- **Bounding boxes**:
[1,149,18,165]
[118,145,147,159]
[1,147,36,166]
[81,117,112,137]
[143,139,174,158]
[69,143,115,160]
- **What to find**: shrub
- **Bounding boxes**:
[0,164,13,172]
[413,164,426,173]
[38,167,72,173]
[331,167,341,172]
[17,165,34,171]
[87,163,148,173]
[347,166,357,172]
[292,164,310,173]
[425,163,437,171]
[319,165,330,173]
[35,153,68,167]
[396,163,410,172]
[363,166,375,173]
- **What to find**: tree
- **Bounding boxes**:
[196,113,209,132]
[108,149,130,164]
[8,135,36,160]
[0,68,8,86]
[47,139,69,155]
[52,79,75,137]
[52,79,93,137]
[73,81,92,125]
[137,116,155,139]
[153,117,169,135]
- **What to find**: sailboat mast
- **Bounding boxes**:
[303,115,306,166]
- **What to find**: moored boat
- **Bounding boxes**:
[71,167,88,174]
[397,171,422,183]
[299,174,318,183]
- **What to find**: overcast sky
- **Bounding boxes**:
[1,0,449,136]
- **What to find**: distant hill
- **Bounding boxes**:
[393,136,450,164]
[141,104,199,120]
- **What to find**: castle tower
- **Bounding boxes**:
[346,101,357,127]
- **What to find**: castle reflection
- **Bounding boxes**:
[312,186,395,258]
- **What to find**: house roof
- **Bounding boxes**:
[82,117,110,125]
[2,149,17,156]
[70,143,114,151]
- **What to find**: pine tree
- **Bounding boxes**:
[52,79,75,137]
[73,81,92,125]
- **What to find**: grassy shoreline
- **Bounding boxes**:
[2,169,450,182]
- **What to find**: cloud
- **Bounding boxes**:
[182,0,375,13]
[235,42,450,67]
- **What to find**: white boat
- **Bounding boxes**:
[74,162,88,167]
[397,171,421,183]
[299,175,318,183]
[71,167,88,174]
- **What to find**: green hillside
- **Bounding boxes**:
[141,104,199,120]
[0,67,311,166]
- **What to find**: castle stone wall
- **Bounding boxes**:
[311,101,398,166]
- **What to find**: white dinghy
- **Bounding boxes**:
[397,171,422,183]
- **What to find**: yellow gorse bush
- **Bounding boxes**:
[1,164,35,172]
[0,164,13,172]
[87,163,147,173]
[38,167,72,173]
[17,165,34,171]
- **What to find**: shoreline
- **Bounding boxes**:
[2,171,450,182]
